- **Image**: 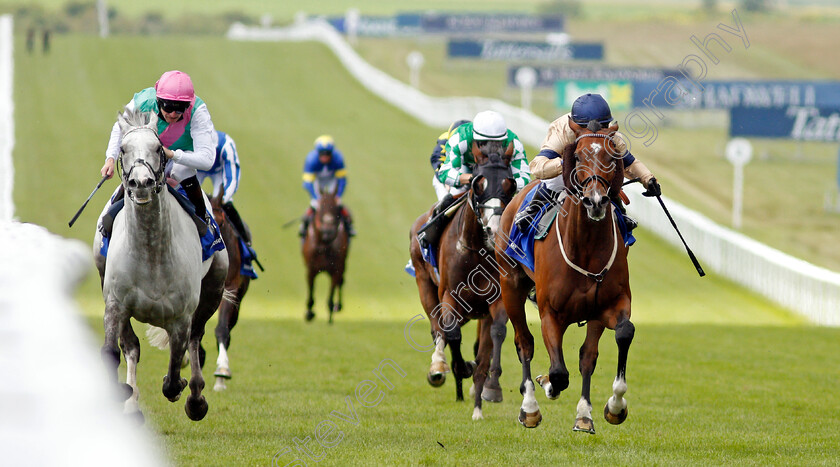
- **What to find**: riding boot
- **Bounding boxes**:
[612,197,638,232]
[417,193,459,250]
[222,202,251,245]
[340,206,356,237]
[513,183,559,232]
[99,185,126,238]
[298,208,314,237]
[181,175,210,225]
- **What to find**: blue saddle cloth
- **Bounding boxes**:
[238,237,259,279]
[503,189,636,272]
[99,186,225,262]
[404,220,440,279]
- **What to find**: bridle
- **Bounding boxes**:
[312,195,340,244]
[118,127,166,201]
[566,133,617,201]
[466,153,514,245]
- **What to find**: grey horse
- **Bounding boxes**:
[93,107,228,421]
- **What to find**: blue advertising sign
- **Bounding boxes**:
[507,65,681,87]
[422,13,563,33]
[328,15,422,36]
[634,80,840,110]
[730,106,840,141]
[448,40,603,61]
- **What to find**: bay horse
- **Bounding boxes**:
[209,191,252,391]
[302,188,349,324]
[92,107,228,421]
[496,120,633,433]
[409,142,517,420]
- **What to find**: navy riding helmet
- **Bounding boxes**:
[571,93,613,125]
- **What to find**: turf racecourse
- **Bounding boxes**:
[12,35,840,465]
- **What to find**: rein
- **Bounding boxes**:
[118,127,167,200]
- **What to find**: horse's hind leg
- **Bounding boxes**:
[120,321,143,421]
[605,316,634,426]
[482,304,507,404]
[101,303,132,400]
[327,271,342,325]
[574,320,605,434]
[214,290,237,390]
[470,317,493,420]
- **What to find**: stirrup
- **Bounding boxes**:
[514,203,540,231]
[623,214,638,231]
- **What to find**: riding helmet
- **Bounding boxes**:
[314,135,335,154]
[571,93,613,125]
[472,111,508,141]
[155,70,195,104]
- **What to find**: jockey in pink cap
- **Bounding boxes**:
[98,70,218,236]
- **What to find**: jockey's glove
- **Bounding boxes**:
[642,178,661,197]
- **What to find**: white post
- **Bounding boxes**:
[260,14,273,28]
[96,0,109,38]
[726,138,753,229]
[0,15,14,221]
[514,66,537,111]
[406,51,424,89]
[345,8,360,45]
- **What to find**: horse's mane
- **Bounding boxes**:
[119,106,157,132]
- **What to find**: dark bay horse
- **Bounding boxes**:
[209,191,252,391]
[409,142,517,420]
[302,189,349,324]
[497,120,633,432]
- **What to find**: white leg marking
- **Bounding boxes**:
[123,356,140,413]
[607,376,628,414]
[469,382,475,397]
[213,377,227,392]
[521,379,539,413]
[216,343,229,370]
[431,334,446,365]
[472,406,484,421]
[576,396,593,420]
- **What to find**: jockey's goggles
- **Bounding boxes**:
[157,98,190,114]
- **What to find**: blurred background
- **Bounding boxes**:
[3,1,840,465]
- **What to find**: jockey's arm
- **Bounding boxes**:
[302,174,318,199]
[332,150,348,198]
[438,135,468,188]
[168,104,216,171]
[508,133,531,191]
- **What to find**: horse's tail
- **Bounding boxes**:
[222,289,240,308]
[146,325,170,350]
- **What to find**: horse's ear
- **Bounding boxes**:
[147,111,159,132]
[608,122,619,133]
[471,174,486,196]
[117,107,131,134]
[568,116,584,135]
[504,141,514,157]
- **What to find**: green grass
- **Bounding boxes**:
[9,28,833,467]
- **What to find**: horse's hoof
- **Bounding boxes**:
[518,408,542,428]
[604,404,628,425]
[463,360,477,378]
[163,375,188,402]
[125,409,145,426]
[304,310,315,322]
[185,394,208,421]
[481,385,503,403]
[214,366,232,379]
[573,417,595,434]
[427,361,449,387]
[535,374,558,400]
[213,377,227,392]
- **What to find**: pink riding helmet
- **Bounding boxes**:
[154,70,195,104]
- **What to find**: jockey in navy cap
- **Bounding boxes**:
[513,93,661,233]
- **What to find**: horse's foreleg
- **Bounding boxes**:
[185,331,209,421]
[574,320,605,434]
[162,325,189,403]
[214,293,235,390]
[605,316,634,426]
[536,311,570,400]
[120,321,143,419]
[500,274,540,428]
[327,271,341,325]
[101,303,132,401]
[440,293,472,402]
[482,304,508,404]
[305,269,316,322]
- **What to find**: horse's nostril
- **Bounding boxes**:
[141,178,155,188]
[599,197,609,207]
[127,179,138,189]
[582,198,592,207]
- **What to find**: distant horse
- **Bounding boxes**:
[497,120,633,432]
[93,108,228,421]
[302,189,349,324]
[209,191,252,391]
[409,142,517,420]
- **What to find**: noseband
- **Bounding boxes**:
[118,127,166,201]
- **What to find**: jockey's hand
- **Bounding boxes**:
[163,147,175,160]
[642,177,661,197]
[335,196,342,206]
[457,173,473,187]
[100,158,115,179]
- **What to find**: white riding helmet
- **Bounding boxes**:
[472,110,508,141]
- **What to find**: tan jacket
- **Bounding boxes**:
[529,113,654,187]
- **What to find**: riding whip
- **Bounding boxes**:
[654,194,705,277]
[281,216,303,229]
[68,175,108,228]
